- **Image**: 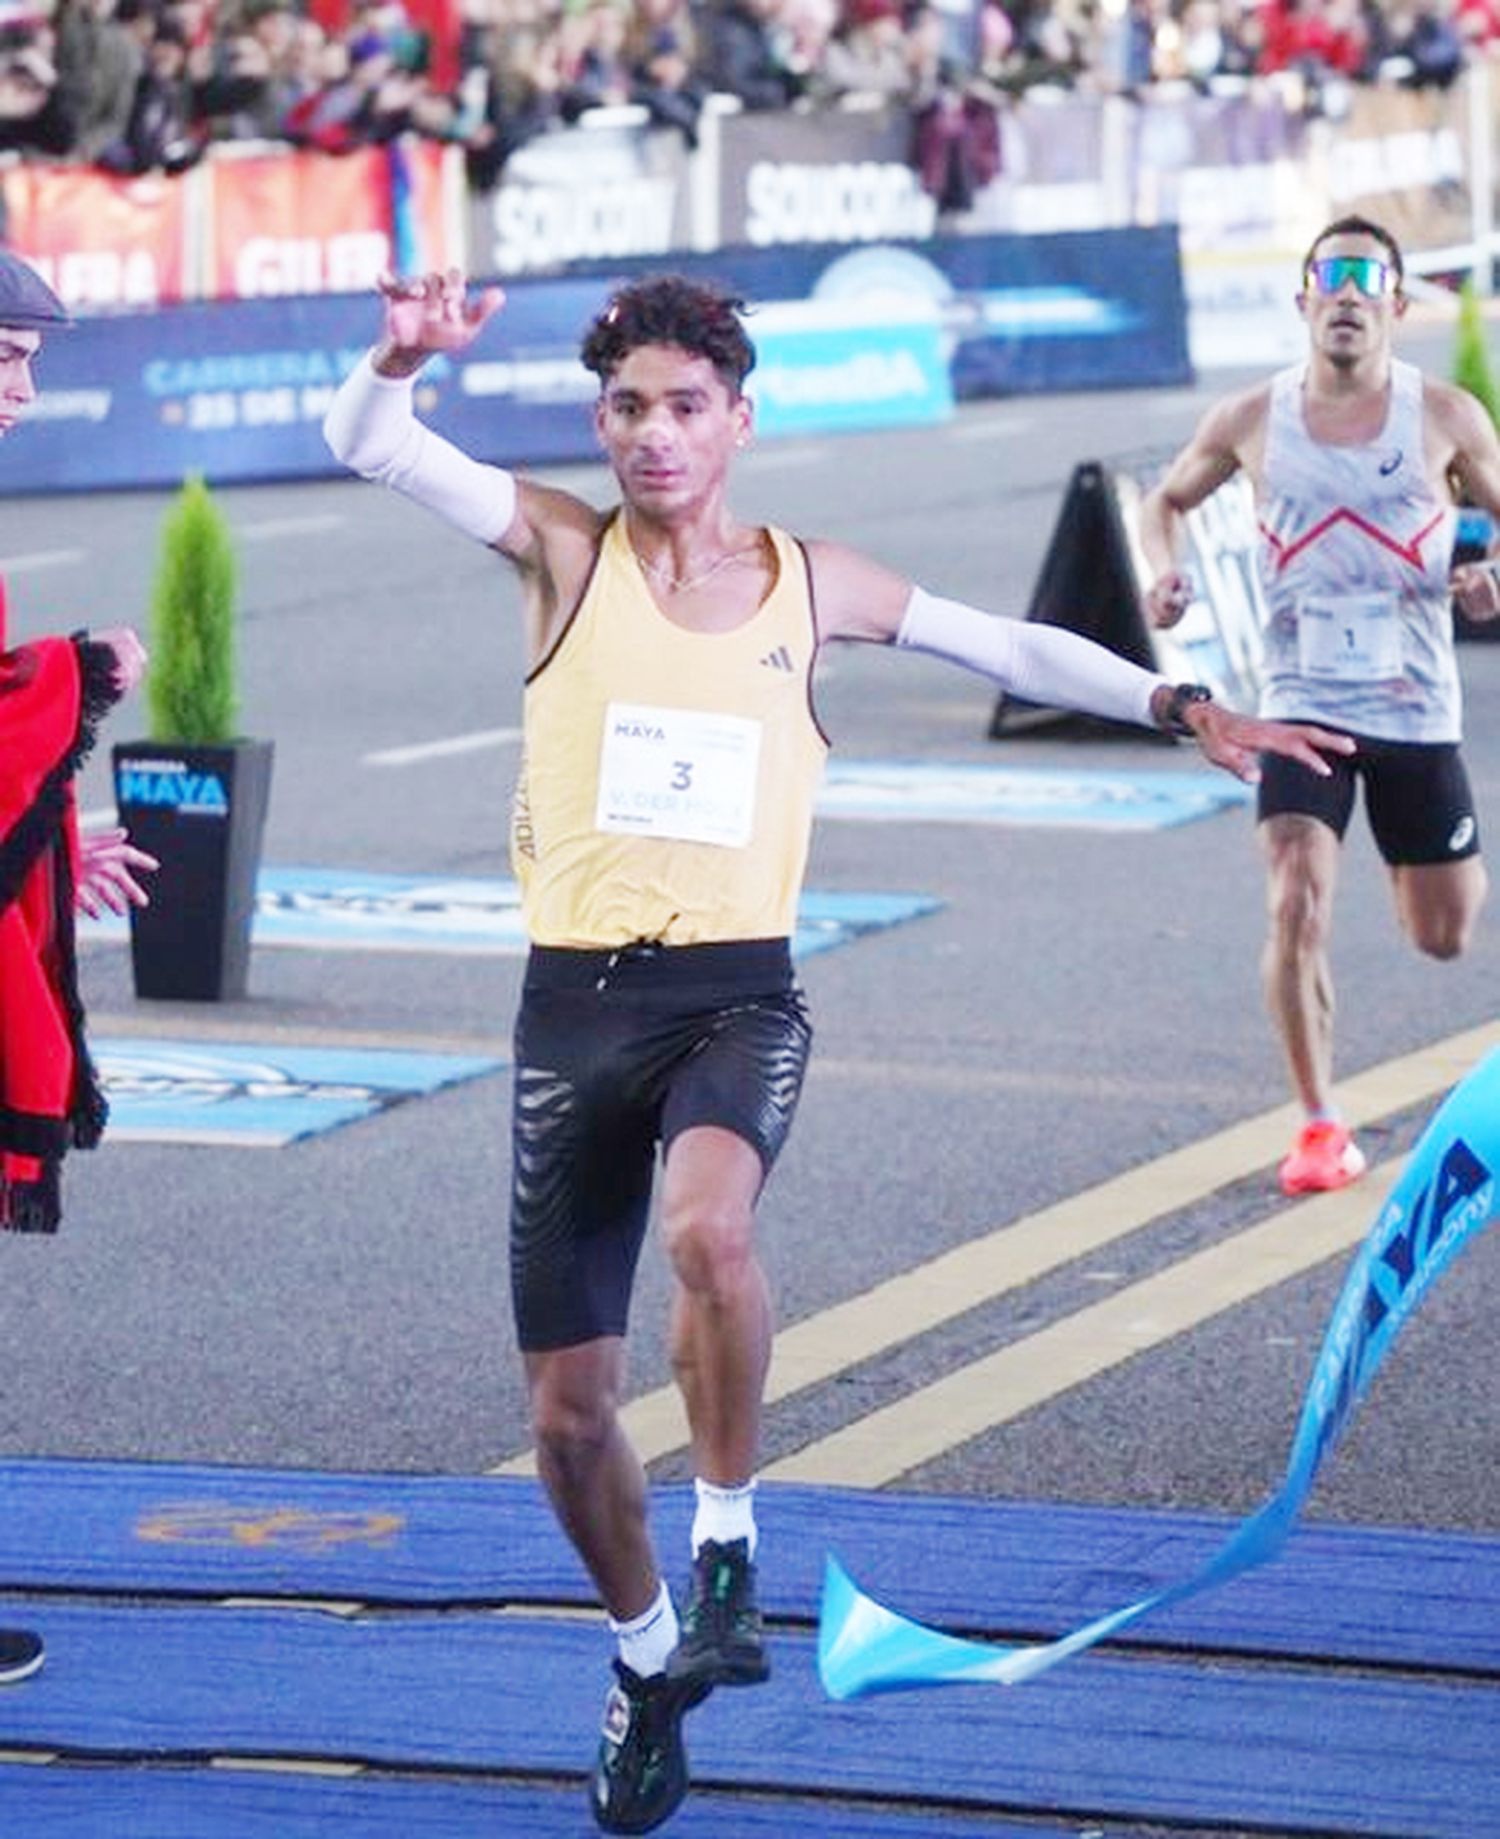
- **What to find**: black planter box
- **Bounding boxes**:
[111,737,274,1002]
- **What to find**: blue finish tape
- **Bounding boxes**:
[819,1047,1500,1699]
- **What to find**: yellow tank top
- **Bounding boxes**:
[511,512,828,947]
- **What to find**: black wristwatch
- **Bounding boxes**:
[1157,682,1213,738]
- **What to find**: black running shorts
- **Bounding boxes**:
[509,938,813,1352]
[1257,734,1481,866]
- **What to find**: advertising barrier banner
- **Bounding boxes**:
[550,230,1190,408]
[0,139,459,309]
[0,292,377,492]
[469,117,695,279]
[209,148,386,301]
[206,143,455,301]
[450,261,955,449]
[0,226,1185,494]
[1323,81,1471,255]
[0,71,1491,351]
[747,300,952,436]
[718,104,939,251]
[0,164,191,311]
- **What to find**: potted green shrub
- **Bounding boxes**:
[1453,277,1500,428]
[111,476,273,1000]
[1450,279,1500,644]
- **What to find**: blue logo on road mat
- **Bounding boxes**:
[95,1040,504,1146]
[818,762,1253,829]
[82,870,940,958]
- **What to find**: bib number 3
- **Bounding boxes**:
[596,702,762,848]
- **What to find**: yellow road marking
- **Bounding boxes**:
[764,1164,1397,1486]
[490,1020,1500,1478]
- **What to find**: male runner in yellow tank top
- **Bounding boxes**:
[325,267,1352,1835]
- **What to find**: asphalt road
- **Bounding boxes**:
[4,325,1500,1543]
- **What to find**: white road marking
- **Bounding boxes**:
[0,548,85,572]
[950,412,1038,442]
[236,515,346,541]
[364,727,522,767]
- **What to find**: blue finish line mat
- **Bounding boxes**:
[80,870,941,957]
[0,1605,1492,1836]
[0,1767,1055,1839]
[0,1459,1496,1836]
[0,1458,1496,1675]
[92,1040,504,1145]
[818,760,1254,828]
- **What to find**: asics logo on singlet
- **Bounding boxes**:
[1450,815,1476,853]
[759,645,795,672]
[1378,451,1403,477]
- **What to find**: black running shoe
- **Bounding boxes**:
[665,1537,769,1688]
[0,1629,43,1685]
[590,1659,710,1835]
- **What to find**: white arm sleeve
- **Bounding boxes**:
[322,354,518,547]
[896,586,1165,730]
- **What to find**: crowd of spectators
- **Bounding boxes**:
[0,0,1492,186]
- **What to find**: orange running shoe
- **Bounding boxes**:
[1278,1120,1367,1196]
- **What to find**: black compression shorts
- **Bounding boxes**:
[1257,733,1481,866]
[509,938,812,1352]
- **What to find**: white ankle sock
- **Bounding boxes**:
[610,1581,678,1679]
[691,1477,758,1558]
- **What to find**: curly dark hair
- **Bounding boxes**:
[580,275,756,395]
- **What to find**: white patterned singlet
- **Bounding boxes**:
[1256,359,1460,743]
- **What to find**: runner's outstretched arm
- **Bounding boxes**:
[809,542,1354,786]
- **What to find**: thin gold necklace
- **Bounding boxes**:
[633,542,756,595]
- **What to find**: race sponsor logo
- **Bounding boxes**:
[490,178,679,276]
[744,160,936,247]
[137,1502,405,1549]
[115,760,229,817]
[80,867,939,957]
[94,1039,503,1146]
[816,761,1253,829]
[1310,1134,1492,1467]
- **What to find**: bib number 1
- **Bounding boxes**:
[1298,593,1403,683]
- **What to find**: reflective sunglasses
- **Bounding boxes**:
[1304,255,1395,299]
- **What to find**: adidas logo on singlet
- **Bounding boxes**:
[759,645,795,672]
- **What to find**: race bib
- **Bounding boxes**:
[1297,593,1403,682]
[596,702,761,848]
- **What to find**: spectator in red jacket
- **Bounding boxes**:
[1257,0,1368,75]
[0,246,155,1683]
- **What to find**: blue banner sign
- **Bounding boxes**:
[749,299,952,436]
[0,228,1186,495]
[819,1046,1500,1699]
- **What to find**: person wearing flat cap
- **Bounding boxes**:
[0,247,155,1688]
